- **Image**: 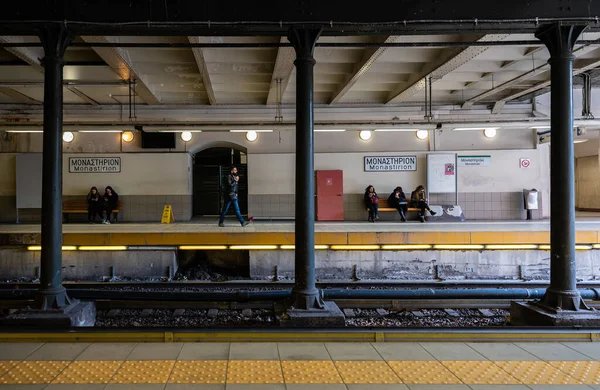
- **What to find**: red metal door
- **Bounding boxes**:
[315,170,344,221]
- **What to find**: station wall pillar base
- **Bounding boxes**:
[1,300,96,328]
[277,301,345,327]
[510,301,600,326]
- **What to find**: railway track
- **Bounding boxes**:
[2,280,600,290]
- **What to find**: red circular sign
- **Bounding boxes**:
[520,159,531,168]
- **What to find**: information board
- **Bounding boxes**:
[426,153,457,194]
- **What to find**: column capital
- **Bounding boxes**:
[38,24,74,64]
[535,23,587,59]
[288,27,322,62]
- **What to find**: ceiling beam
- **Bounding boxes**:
[189,36,217,105]
[0,36,44,72]
[81,36,160,105]
[464,44,599,107]
[266,37,295,105]
[330,36,397,104]
[497,54,600,103]
[386,34,509,104]
[66,86,99,105]
[0,87,41,104]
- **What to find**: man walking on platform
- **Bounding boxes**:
[219,166,251,227]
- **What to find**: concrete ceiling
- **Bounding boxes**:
[1,32,600,112]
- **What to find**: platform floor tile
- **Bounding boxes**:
[404,385,471,390]
[109,360,175,384]
[126,343,183,360]
[561,343,600,360]
[168,360,227,384]
[229,343,280,360]
[281,360,341,384]
[0,361,70,384]
[549,361,600,384]
[226,360,283,384]
[51,360,122,384]
[372,343,434,361]
[324,342,383,361]
[0,344,42,361]
[334,361,402,384]
[441,360,521,385]
[178,343,230,360]
[466,342,540,361]
[419,343,487,361]
[495,361,582,385]
[387,361,462,385]
[277,343,331,360]
[25,344,89,361]
[514,343,594,361]
[76,343,137,361]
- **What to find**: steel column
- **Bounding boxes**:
[35,26,74,310]
[537,23,587,311]
[289,27,323,310]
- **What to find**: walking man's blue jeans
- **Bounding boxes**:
[220,198,245,225]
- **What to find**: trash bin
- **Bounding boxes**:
[523,188,539,220]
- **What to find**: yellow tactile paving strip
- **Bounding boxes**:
[388,360,462,384]
[281,360,342,384]
[0,359,596,385]
[549,361,600,384]
[168,360,228,384]
[0,361,70,384]
[109,360,175,384]
[226,360,284,384]
[0,361,17,376]
[52,360,122,384]
[334,360,402,384]
[442,360,521,385]
[495,361,582,385]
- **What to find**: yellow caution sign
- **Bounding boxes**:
[161,204,175,224]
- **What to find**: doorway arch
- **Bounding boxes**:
[192,145,248,217]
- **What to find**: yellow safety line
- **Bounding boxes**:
[0,331,596,343]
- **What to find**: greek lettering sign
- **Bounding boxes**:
[69,157,121,173]
[364,156,417,172]
[458,155,491,167]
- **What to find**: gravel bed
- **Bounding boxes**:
[94,308,509,328]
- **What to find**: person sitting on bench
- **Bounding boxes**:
[101,186,119,225]
[87,186,101,224]
[364,185,379,222]
[388,186,408,222]
[411,185,436,223]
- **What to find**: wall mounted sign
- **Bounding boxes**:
[520,158,531,169]
[444,163,455,175]
[457,155,491,167]
[364,156,417,172]
[69,157,121,173]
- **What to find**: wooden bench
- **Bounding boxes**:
[63,199,123,223]
[366,198,419,213]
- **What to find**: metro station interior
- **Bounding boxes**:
[3,1,600,389]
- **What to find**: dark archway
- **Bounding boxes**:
[193,147,248,216]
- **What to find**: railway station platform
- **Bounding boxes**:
[3,219,600,282]
[1,340,600,388]
[2,218,600,247]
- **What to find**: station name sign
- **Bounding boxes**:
[364,156,417,172]
[69,157,121,173]
[457,155,491,167]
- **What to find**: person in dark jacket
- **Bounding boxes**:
[101,186,119,224]
[218,166,250,227]
[364,185,379,222]
[87,186,101,223]
[388,186,408,222]
[411,185,436,222]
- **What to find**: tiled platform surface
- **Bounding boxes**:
[3,220,600,246]
[3,219,600,234]
[2,342,600,389]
